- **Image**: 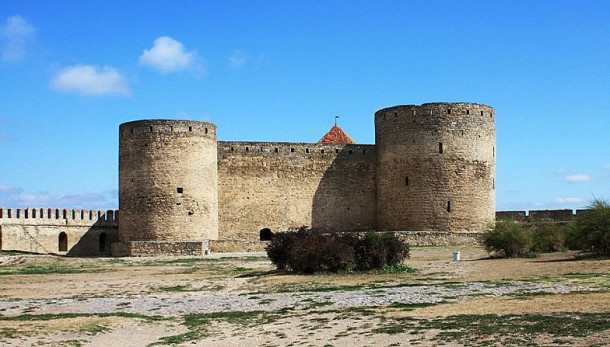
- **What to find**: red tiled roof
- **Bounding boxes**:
[317,125,356,144]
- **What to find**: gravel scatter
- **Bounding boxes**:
[0,280,602,316]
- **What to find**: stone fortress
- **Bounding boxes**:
[1,101,561,256]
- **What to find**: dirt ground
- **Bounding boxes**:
[0,246,608,346]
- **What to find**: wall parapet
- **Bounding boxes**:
[218,141,374,158]
[0,207,118,226]
[496,209,583,223]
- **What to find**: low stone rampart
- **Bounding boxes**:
[0,207,118,255]
[112,241,205,256]
[496,209,582,224]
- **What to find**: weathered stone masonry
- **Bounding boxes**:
[1,102,503,256]
[0,208,118,255]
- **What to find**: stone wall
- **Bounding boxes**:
[0,207,118,255]
[375,103,496,232]
[496,209,581,223]
[119,120,219,250]
[217,141,377,241]
[111,241,205,256]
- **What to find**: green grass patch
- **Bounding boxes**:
[0,264,107,275]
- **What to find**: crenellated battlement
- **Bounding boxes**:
[119,119,217,140]
[218,141,374,158]
[0,207,118,226]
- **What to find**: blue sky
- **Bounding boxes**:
[0,1,608,211]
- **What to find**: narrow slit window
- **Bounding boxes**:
[447,108,451,114]
[177,187,183,194]
[230,146,234,152]
[429,110,434,116]
[447,201,451,212]
[205,128,208,134]
[439,142,444,154]
[466,109,470,115]
[259,147,263,152]
[362,149,366,155]
[405,176,409,186]
[188,126,192,132]
[245,146,249,152]
[149,126,153,131]
[480,111,484,116]
[305,148,309,153]
[493,147,495,158]
[169,126,173,132]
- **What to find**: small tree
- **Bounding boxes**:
[570,199,610,256]
[483,221,532,257]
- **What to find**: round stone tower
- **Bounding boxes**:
[118,120,218,255]
[375,103,495,232]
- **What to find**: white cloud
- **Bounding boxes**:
[139,36,201,74]
[229,50,247,68]
[51,65,131,96]
[554,197,587,204]
[563,174,591,183]
[0,15,35,62]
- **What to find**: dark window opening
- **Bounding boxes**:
[188,211,194,216]
[205,128,208,134]
[260,228,274,241]
[439,142,444,154]
[169,126,173,132]
[149,126,153,131]
[335,148,339,153]
[130,128,134,134]
[24,209,28,219]
[363,149,366,155]
[394,112,397,117]
[259,147,263,152]
[466,109,470,115]
[177,187,183,194]
[305,148,309,153]
[58,232,68,252]
[32,209,36,218]
[447,201,452,213]
[447,108,451,114]
[189,126,192,132]
[245,146,249,152]
[480,111,484,116]
[348,150,352,154]
[290,148,295,153]
[99,233,107,253]
[320,149,325,154]
[405,176,409,186]
[230,147,234,152]
[274,148,278,153]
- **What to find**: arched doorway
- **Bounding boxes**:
[259,228,273,241]
[58,232,68,252]
[99,233,107,253]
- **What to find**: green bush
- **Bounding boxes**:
[483,221,532,257]
[530,223,567,253]
[570,199,610,255]
[266,228,410,273]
